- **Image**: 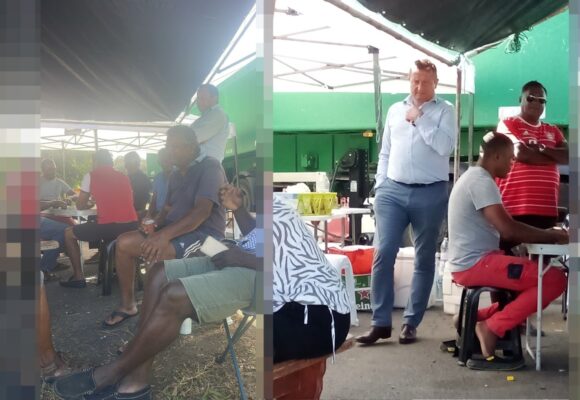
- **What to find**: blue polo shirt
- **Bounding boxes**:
[165,156,226,238]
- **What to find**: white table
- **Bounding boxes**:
[302,208,371,252]
[44,208,97,220]
[524,243,569,371]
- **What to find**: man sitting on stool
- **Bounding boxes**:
[447,132,567,370]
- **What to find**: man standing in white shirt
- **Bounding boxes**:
[357,59,456,345]
[192,84,230,162]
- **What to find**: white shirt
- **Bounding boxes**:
[375,95,456,187]
[192,104,229,162]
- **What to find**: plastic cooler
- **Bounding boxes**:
[333,246,436,310]
[327,245,374,275]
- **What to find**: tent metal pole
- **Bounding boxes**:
[468,92,475,165]
[61,141,66,181]
[369,46,383,142]
[324,0,455,66]
[94,130,99,151]
[453,68,462,183]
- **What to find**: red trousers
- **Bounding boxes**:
[452,252,567,337]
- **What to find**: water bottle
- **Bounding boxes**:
[316,173,330,192]
[436,237,448,304]
[180,318,192,335]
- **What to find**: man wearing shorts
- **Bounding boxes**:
[60,149,139,288]
[54,184,257,400]
[102,125,227,328]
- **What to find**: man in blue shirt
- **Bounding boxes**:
[54,184,258,400]
[357,59,456,345]
[102,126,227,328]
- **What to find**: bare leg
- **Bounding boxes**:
[39,284,69,378]
[136,261,169,331]
[63,227,83,280]
[38,284,56,367]
[115,261,172,391]
[475,321,498,358]
[105,231,175,325]
[93,281,195,391]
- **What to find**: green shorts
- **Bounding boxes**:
[164,256,255,325]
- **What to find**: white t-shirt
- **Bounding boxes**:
[447,166,503,272]
[39,177,72,201]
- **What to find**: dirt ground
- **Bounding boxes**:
[41,252,256,400]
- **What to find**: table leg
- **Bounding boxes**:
[535,255,544,371]
[323,221,328,253]
[78,240,85,273]
[341,217,346,246]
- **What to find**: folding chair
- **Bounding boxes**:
[215,281,257,400]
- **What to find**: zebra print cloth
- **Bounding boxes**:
[273,197,350,315]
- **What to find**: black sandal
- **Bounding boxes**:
[101,310,139,330]
[85,385,152,400]
[53,367,99,398]
[59,276,87,288]
[466,355,525,371]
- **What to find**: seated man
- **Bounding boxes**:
[54,184,258,400]
[40,199,69,275]
[124,151,152,219]
[273,196,350,363]
[60,149,139,288]
[40,158,76,226]
[447,132,567,370]
[103,125,226,328]
[40,158,76,203]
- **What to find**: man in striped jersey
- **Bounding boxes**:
[497,80,568,250]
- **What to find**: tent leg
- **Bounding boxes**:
[453,68,462,184]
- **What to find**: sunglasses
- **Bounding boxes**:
[526,95,547,104]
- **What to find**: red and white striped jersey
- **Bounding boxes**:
[495,116,566,217]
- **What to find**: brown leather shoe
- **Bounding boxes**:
[355,326,392,345]
[399,324,417,344]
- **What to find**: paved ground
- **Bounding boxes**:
[41,253,256,400]
[322,303,569,400]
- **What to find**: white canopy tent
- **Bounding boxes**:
[274,0,477,179]
[41,4,258,158]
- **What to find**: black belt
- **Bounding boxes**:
[392,179,446,188]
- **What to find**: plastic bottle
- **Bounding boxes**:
[436,237,448,304]
[316,173,330,192]
[180,318,192,335]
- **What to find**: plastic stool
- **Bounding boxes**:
[456,286,523,365]
[324,253,359,326]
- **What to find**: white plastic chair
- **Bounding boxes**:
[324,253,359,326]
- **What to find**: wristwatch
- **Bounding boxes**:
[538,143,547,153]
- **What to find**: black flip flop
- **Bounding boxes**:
[466,355,526,371]
[101,310,139,330]
[59,277,87,288]
[53,367,99,398]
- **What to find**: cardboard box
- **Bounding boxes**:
[345,273,372,311]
